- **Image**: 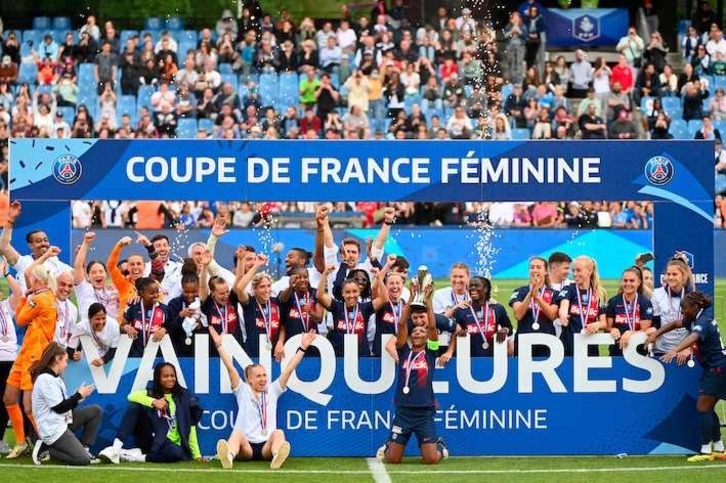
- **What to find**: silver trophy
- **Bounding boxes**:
[410,265,433,309]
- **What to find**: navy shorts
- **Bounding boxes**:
[700,366,726,400]
[388,406,437,448]
[250,441,267,461]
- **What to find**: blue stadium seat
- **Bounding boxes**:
[669,119,687,131]
[137,85,155,110]
[220,74,238,92]
[17,63,38,84]
[661,97,681,116]
[58,106,75,122]
[33,17,51,30]
[715,120,726,133]
[37,84,53,95]
[22,29,43,47]
[688,119,703,137]
[53,17,71,31]
[165,16,184,31]
[639,96,654,114]
[501,83,513,100]
[258,73,279,106]
[715,76,726,92]
[176,118,198,138]
[78,63,96,85]
[120,30,139,47]
[76,92,98,112]
[279,73,297,90]
[219,63,234,75]
[145,17,163,31]
[140,30,161,43]
[179,30,198,43]
[198,118,214,133]
[178,42,196,56]
[668,124,688,139]
[330,73,340,89]
[20,40,33,58]
[511,128,531,140]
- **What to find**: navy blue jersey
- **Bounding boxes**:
[327,299,375,357]
[167,296,203,357]
[405,313,456,334]
[558,285,607,332]
[372,299,406,356]
[394,344,437,408]
[454,302,512,357]
[509,285,557,335]
[281,289,319,339]
[240,296,283,357]
[688,311,726,369]
[605,294,654,335]
[123,301,169,357]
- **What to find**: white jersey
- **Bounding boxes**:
[54,298,79,349]
[232,380,285,444]
[32,372,72,446]
[13,255,73,293]
[144,259,183,303]
[432,287,470,346]
[651,286,688,354]
[75,280,120,321]
[68,316,121,358]
[0,300,18,362]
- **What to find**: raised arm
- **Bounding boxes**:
[24,245,60,289]
[313,205,329,274]
[278,330,316,390]
[236,253,267,304]
[425,284,438,342]
[199,250,211,302]
[209,326,241,389]
[372,206,395,254]
[0,201,23,266]
[74,231,95,285]
[205,215,229,278]
[316,265,336,309]
[107,236,132,291]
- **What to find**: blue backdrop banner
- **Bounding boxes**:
[544,8,629,47]
[64,334,701,457]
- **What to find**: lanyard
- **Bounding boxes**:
[0,303,9,337]
[58,300,71,342]
[294,293,309,332]
[451,289,468,306]
[344,303,359,334]
[529,285,544,321]
[90,326,106,350]
[94,287,112,305]
[253,391,268,433]
[469,302,490,338]
[622,294,638,331]
[257,300,271,342]
[667,286,684,316]
[575,287,593,329]
[404,349,426,391]
[390,300,402,335]
[215,300,228,333]
[140,301,156,346]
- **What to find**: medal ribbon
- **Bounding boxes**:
[344,303,359,335]
[215,301,228,334]
[254,391,268,433]
[622,294,638,331]
[575,287,592,330]
[257,300,271,343]
[0,304,9,338]
[140,301,156,346]
[469,302,490,342]
[529,285,544,322]
[404,349,426,391]
[294,293,308,332]
[390,300,401,335]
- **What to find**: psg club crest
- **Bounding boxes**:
[644,156,674,186]
[572,14,600,42]
[52,154,83,185]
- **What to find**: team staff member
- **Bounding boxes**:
[655,293,726,462]
[276,266,322,358]
[557,256,607,356]
[650,257,693,358]
[454,276,512,357]
[214,326,316,470]
[30,342,100,465]
[73,231,120,320]
[509,257,558,357]
[376,281,450,464]
[606,266,654,356]
[0,258,22,455]
[0,201,72,293]
[317,264,388,357]
[120,277,170,357]
[66,303,121,366]
[3,265,58,458]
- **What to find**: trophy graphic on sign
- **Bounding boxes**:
[410,265,433,309]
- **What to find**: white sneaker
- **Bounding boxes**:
[216,439,233,470]
[375,445,386,461]
[120,448,145,462]
[98,446,120,465]
[32,441,49,465]
[270,441,290,469]
[6,442,28,459]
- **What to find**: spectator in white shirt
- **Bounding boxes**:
[336,20,357,53]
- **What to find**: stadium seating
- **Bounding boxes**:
[165,16,184,31]
[145,17,163,31]
[32,17,51,30]
[176,118,198,138]
[688,119,703,138]
[52,17,72,31]
[198,118,214,133]
[511,128,531,140]
[18,63,38,84]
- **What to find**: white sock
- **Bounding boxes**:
[714,440,724,452]
[701,443,712,454]
[113,438,123,451]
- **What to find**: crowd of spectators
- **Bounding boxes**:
[71,199,657,230]
[0,1,725,227]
